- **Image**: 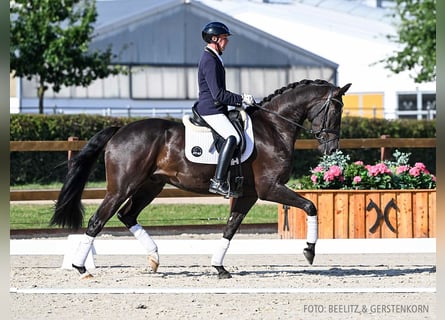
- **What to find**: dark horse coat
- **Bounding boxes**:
[51,79,351,278]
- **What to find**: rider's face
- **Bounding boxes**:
[217,34,229,51]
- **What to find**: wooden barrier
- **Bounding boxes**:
[9,138,436,152]
[10,138,435,202]
[278,189,436,239]
[10,188,217,201]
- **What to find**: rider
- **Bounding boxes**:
[196,21,256,197]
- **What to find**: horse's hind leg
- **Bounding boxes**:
[117,181,166,272]
[212,195,258,279]
[72,192,129,278]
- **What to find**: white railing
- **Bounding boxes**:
[17,105,436,120]
[19,105,193,118]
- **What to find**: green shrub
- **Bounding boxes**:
[10,114,435,185]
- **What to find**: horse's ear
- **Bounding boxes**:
[338,83,352,96]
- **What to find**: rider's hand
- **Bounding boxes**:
[242,93,256,106]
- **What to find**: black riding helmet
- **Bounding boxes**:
[201,22,231,43]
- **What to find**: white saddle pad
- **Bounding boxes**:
[183,113,255,164]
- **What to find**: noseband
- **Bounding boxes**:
[254,86,343,144]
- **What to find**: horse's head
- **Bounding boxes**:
[308,83,351,155]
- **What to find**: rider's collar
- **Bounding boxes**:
[205,46,224,65]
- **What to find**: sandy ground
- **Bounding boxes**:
[10,232,436,320]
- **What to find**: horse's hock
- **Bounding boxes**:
[278,189,436,239]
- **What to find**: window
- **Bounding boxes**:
[130,66,187,99]
[398,92,436,119]
[21,67,130,99]
[20,65,338,102]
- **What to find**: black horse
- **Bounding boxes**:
[51,79,351,279]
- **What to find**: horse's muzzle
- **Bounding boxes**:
[318,138,339,155]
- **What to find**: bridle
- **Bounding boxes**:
[253,86,344,144]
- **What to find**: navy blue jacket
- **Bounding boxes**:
[196,48,243,116]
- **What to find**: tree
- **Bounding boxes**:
[10,0,121,113]
[382,0,436,83]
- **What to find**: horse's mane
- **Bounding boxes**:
[258,79,332,106]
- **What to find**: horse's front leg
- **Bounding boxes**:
[258,184,317,265]
[212,195,258,279]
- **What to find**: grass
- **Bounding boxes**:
[10,181,105,190]
[10,179,301,190]
[10,203,278,230]
[10,181,285,229]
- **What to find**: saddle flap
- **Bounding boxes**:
[183,111,255,165]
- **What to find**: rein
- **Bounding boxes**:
[253,87,343,143]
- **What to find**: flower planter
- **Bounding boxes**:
[278,189,436,239]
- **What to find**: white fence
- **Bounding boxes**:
[17,104,437,119]
[10,237,436,270]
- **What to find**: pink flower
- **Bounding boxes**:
[353,176,362,184]
[323,165,342,182]
[354,161,364,166]
[323,171,335,182]
[409,167,421,177]
[432,175,436,182]
[415,162,430,174]
[312,166,324,173]
[311,175,318,183]
[396,165,410,174]
[367,163,391,176]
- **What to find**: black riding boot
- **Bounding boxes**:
[209,136,237,198]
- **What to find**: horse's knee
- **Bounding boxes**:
[304,201,317,216]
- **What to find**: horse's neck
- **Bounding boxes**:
[255,98,306,147]
[268,95,308,124]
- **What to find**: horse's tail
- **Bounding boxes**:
[50,126,121,230]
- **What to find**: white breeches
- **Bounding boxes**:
[201,113,241,145]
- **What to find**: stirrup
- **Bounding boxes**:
[209,179,230,197]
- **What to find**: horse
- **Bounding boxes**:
[50,79,351,279]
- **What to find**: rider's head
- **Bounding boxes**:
[202,22,231,54]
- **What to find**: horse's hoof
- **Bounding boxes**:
[148,255,159,273]
[303,248,315,265]
[79,272,93,280]
[72,264,93,279]
[213,265,232,279]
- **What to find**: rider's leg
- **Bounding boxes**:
[201,113,241,145]
[201,114,241,197]
[208,135,237,196]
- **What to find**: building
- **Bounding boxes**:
[10,0,436,119]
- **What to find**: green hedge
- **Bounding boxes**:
[10,114,140,185]
[10,114,435,185]
[292,117,436,178]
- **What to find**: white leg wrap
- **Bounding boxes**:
[129,224,158,254]
[72,234,95,267]
[307,215,318,244]
[211,238,230,266]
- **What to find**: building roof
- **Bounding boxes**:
[197,0,435,94]
[92,0,338,69]
[92,0,434,96]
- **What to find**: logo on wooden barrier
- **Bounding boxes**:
[366,199,399,233]
[282,205,290,231]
